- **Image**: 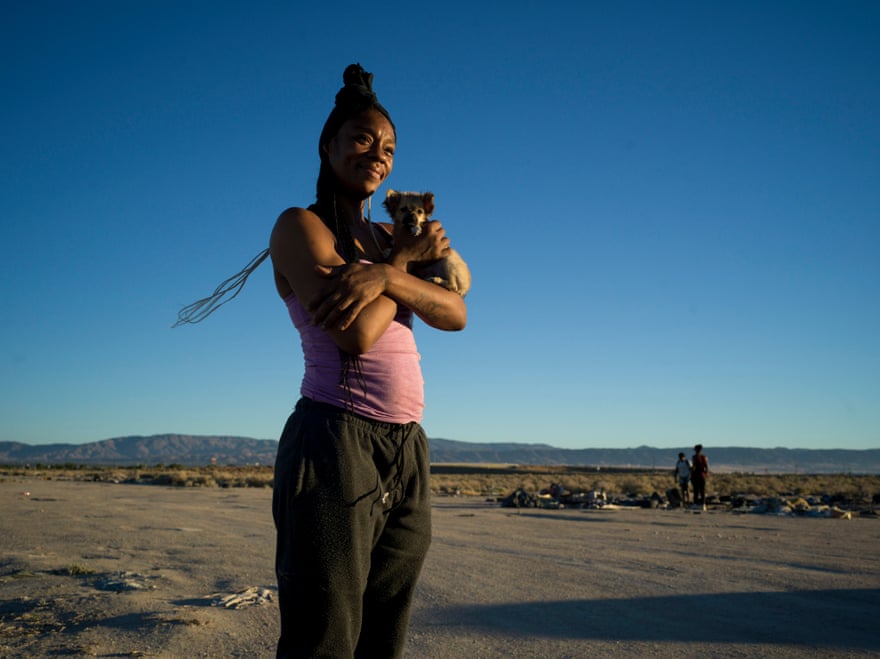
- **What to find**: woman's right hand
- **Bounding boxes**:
[307,262,388,332]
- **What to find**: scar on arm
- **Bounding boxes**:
[413,291,441,318]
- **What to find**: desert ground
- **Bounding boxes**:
[1,478,878,658]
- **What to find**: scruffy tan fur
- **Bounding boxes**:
[383,190,471,296]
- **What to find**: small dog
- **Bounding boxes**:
[382,190,471,296]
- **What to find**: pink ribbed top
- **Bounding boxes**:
[283,289,424,423]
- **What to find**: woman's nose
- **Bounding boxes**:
[369,142,389,163]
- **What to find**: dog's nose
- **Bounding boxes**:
[403,212,423,235]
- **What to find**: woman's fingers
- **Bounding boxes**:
[306,262,383,330]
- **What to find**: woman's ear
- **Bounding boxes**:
[321,135,337,156]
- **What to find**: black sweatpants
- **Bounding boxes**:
[272,397,432,658]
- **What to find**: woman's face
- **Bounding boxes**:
[325,108,396,198]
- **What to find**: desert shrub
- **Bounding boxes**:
[187,474,217,487]
[8,464,878,502]
[245,476,272,488]
[64,563,95,576]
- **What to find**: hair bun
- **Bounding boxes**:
[317,62,393,161]
[335,63,378,109]
[342,63,374,90]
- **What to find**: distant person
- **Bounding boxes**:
[175,63,467,657]
[674,452,691,506]
[691,444,709,509]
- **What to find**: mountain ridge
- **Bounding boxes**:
[1,435,878,473]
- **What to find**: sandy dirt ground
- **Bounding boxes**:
[1,478,878,658]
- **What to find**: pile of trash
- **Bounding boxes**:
[499,483,873,518]
[499,484,609,510]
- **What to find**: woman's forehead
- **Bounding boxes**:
[344,109,395,137]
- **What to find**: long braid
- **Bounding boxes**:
[172,248,269,327]
[331,194,357,263]
[323,194,368,408]
[174,62,389,412]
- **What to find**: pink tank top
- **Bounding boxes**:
[284,289,424,423]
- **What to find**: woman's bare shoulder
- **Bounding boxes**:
[271,207,326,243]
[270,204,342,276]
[273,206,322,229]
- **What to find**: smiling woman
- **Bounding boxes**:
[264,63,468,659]
[168,62,469,659]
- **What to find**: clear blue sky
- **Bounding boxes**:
[2,1,878,450]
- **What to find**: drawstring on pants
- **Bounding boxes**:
[347,428,413,516]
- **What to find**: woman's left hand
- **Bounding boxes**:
[307,262,389,331]
[389,219,451,270]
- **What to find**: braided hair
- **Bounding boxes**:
[173,63,393,327]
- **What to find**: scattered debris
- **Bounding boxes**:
[731,496,859,518]
[499,485,874,518]
[94,571,158,591]
[500,486,608,510]
[209,586,273,609]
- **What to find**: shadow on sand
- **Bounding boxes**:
[424,588,880,651]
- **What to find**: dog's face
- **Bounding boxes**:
[383,190,435,235]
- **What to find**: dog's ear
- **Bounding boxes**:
[383,189,399,214]
[422,192,435,216]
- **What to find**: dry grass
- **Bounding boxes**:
[429,464,880,501]
[0,464,273,489]
[2,463,878,504]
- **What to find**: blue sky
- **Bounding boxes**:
[2,1,878,450]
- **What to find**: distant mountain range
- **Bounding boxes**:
[1,435,878,473]
[0,435,276,467]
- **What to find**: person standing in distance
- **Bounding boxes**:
[674,452,691,506]
[691,444,709,510]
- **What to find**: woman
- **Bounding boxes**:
[269,64,466,658]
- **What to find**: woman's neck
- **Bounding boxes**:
[335,196,367,227]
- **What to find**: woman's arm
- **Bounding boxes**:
[385,218,467,330]
[270,207,398,355]
[307,218,467,333]
[382,265,467,330]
